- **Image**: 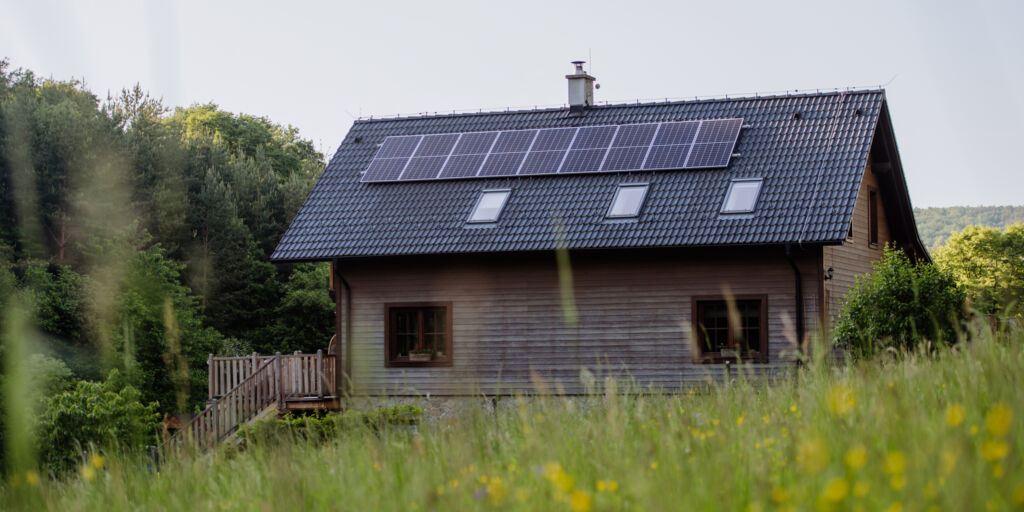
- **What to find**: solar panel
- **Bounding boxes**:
[361,118,742,182]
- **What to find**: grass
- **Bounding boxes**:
[4,325,1024,511]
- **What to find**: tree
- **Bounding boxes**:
[933,224,1024,316]
[35,370,159,474]
[833,246,967,357]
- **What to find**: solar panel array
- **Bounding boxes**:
[361,118,743,183]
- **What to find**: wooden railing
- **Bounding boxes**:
[208,351,336,400]
[165,351,337,452]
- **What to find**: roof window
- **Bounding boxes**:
[721,179,763,214]
[468,189,511,223]
[607,184,649,218]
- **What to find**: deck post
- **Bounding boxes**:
[207,354,213,400]
[274,352,283,409]
[316,349,324,399]
[211,399,219,448]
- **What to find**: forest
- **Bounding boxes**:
[914,205,1024,248]
[0,59,337,469]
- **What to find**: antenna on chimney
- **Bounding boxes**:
[566,61,596,113]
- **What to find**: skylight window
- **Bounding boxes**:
[468,189,511,223]
[607,184,649,218]
[721,179,763,214]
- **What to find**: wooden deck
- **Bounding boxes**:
[165,351,338,451]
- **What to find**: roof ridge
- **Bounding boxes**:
[353,88,886,124]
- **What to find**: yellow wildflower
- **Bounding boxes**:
[971,425,979,435]
[763,414,771,425]
[796,438,830,473]
[845,445,868,471]
[986,404,1012,437]
[884,502,903,512]
[81,465,96,481]
[596,480,606,492]
[945,404,965,427]
[993,464,1005,479]
[543,462,575,493]
[736,415,745,426]
[486,476,507,505]
[449,478,459,489]
[569,490,593,512]
[25,470,39,486]
[982,440,1010,461]
[90,454,105,469]
[853,480,869,497]
[771,486,791,503]
[827,384,856,417]
[890,474,907,490]
[790,404,798,413]
[1012,482,1024,504]
[822,478,850,502]
[607,480,619,492]
[650,461,659,470]
[883,452,906,474]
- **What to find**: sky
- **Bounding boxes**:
[1,0,1021,208]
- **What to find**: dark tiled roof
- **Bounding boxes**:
[272,90,886,261]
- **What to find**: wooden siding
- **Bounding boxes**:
[823,161,894,326]
[335,247,820,396]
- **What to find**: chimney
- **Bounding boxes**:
[566,61,595,112]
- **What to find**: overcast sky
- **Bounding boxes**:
[2,0,1021,207]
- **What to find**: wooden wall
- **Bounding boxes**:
[822,161,894,327]
[334,247,821,396]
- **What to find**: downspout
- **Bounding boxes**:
[784,244,805,352]
[332,258,353,397]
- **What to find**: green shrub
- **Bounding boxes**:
[35,370,159,474]
[238,405,422,446]
[833,246,966,357]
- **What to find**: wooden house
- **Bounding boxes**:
[174,64,928,448]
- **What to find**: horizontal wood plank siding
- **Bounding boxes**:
[823,161,893,326]
[338,247,819,396]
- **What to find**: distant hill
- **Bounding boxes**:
[913,206,1024,248]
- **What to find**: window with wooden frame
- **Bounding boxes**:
[385,303,452,367]
[692,297,767,363]
[869,189,879,246]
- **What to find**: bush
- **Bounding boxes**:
[35,370,160,474]
[237,405,422,446]
[833,246,966,357]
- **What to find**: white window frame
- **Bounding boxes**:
[720,178,763,214]
[606,183,650,219]
[467,189,512,223]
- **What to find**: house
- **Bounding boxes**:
[269,62,927,399]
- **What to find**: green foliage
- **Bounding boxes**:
[834,246,966,356]
[934,224,1024,316]
[252,263,334,354]
[35,370,159,474]
[238,405,422,446]
[914,205,1024,248]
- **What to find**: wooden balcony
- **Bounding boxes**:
[208,351,339,411]
[165,350,338,452]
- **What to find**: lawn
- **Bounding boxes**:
[4,326,1024,511]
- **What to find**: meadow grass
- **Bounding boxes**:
[4,324,1024,511]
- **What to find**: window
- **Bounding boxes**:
[468,189,511,223]
[692,297,767,362]
[386,303,452,367]
[607,184,649,218]
[868,189,879,246]
[721,179,763,213]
